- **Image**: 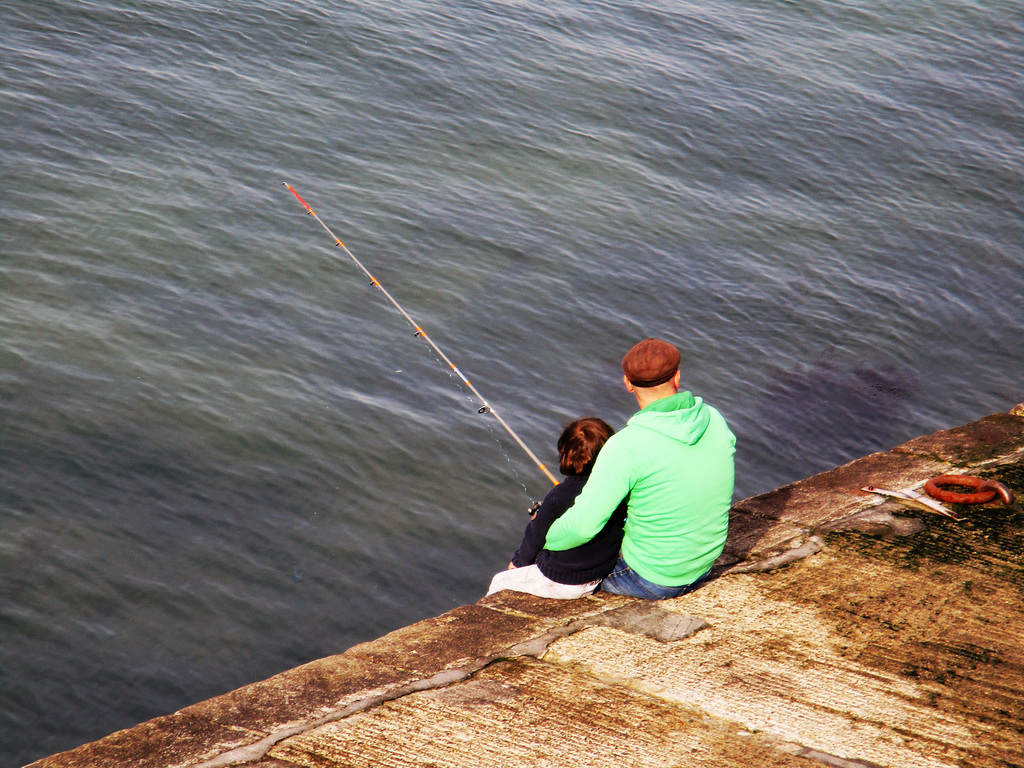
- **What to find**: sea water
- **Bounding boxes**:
[2,1,1021,763]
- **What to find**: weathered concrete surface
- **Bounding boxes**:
[267,657,818,768]
[27,409,1024,768]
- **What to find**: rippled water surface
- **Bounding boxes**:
[2,1,1021,764]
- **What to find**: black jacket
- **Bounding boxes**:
[511,474,626,585]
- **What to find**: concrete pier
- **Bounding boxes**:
[28,407,1024,768]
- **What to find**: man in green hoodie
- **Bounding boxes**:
[544,338,736,599]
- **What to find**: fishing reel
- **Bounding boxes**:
[527,501,541,518]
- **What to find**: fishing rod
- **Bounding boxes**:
[283,183,559,487]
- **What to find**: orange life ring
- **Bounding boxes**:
[923,475,996,505]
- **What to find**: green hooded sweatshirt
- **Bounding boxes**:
[544,391,735,587]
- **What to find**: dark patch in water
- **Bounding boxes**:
[738,357,919,491]
[762,358,916,418]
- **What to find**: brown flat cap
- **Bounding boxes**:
[622,338,680,387]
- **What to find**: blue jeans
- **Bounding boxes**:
[600,556,712,600]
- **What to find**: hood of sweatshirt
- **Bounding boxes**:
[626,391,710,444]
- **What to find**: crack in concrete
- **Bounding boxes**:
[723,535,825,574]
[721,493,943,576]
[506,602,708,657]
[792,746,885,768]
[190,667,474,768]
[188,602,707,767]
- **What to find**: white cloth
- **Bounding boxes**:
[486,564,600,600]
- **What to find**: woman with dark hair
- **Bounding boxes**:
[486,417,627,599]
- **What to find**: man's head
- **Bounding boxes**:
[621,338,681,407]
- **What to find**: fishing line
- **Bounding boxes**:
[283,183,559,488]
[422,341,535,500]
